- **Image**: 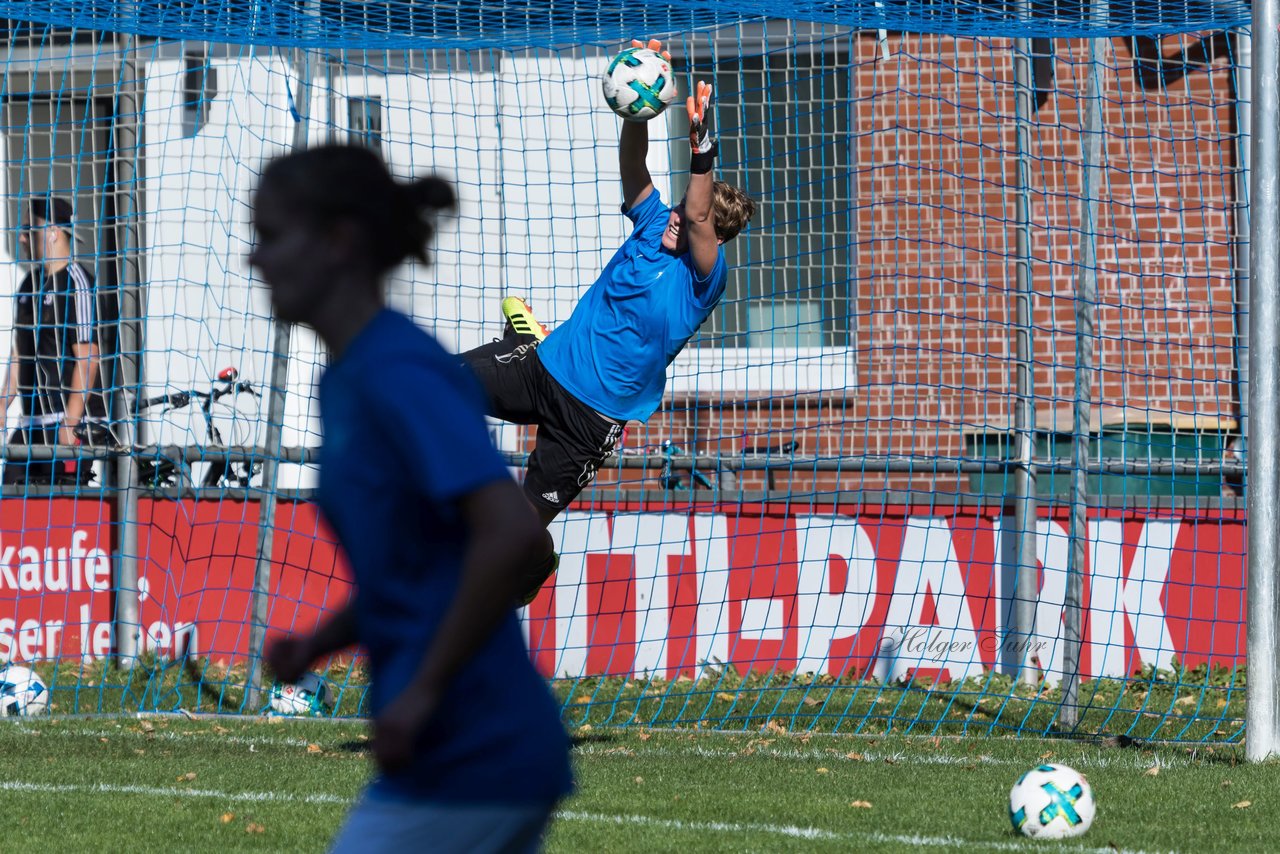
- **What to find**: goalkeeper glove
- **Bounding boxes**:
[630,37,671,63]
[687,80,717,174]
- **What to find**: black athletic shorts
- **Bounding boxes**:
[461,337,623,515]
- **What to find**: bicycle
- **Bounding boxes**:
[78,367,262,490]
[655,440,718,491]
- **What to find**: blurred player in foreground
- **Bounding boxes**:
[253,144,572,853]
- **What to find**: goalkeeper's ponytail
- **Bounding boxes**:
[257,144,456,274]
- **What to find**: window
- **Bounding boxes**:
[671,50,855,348]
[182,52,217,138]
[348,96,383,150]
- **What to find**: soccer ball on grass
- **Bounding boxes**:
[601,46,678,122]
[268,671,333,716]
[0,664,49,716]
[1008,763,1095,839]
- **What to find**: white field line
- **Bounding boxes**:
[0,781,1170,854]
[5,723,1221,771]
[0,780,349,804]
[557,810,1171,854]
[1,724,314,748]
[572,741,1213,771]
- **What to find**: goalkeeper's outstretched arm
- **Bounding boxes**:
[619,120,653,210]
[619,38,669,209]
[684,79,720,279]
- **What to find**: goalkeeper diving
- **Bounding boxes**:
[460,38,757,603]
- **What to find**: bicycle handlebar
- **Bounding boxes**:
[134,379,256,415]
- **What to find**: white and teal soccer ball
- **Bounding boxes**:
[1009,763,1095,839]
[268,672,333,716]
[0,664,49,716]
[601,47,678,122]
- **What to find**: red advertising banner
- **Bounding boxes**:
[0,500,1247,686]
[0,499,351,664]
[521,506,1247,683]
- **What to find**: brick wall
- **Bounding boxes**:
[582,34,1240,497]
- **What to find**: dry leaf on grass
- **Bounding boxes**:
[246,823,266,833]
[816,767,829,774]
[845,752,864,761]
[1232,801,1252,809]
[638,732,651,742]
[1145,765,1160,777]
[634,776,644,784]
[178,772,197,782]
[716,693,736,702]
[306,744,322,754]
[220,813,235,824]
[850,800,873,809]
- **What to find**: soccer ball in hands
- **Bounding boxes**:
[0,664,49,716]
[601,46,678,122]
[1008,763,1095,839]
[268,671,333,716]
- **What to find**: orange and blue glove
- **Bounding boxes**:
[687,80,717,174]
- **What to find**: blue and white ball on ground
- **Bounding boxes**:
[0,664,49,716]
[269,671,333,716]
[601,46,678,122]
[1008,763,1095,839]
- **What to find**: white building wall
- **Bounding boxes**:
[139,54,682,485]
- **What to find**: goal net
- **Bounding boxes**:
[0,4,1251,741]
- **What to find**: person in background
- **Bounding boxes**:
[0,196,109,485]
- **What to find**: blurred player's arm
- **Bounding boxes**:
[266,604,358,684]
[619,38,671,210]
[373,478,544,772]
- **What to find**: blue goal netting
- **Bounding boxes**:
[0,0,1254,744]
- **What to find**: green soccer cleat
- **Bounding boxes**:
[501,296,549,342]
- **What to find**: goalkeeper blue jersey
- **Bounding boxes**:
[317,309,572,805]
[536,188,728,422]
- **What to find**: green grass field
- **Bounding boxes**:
[0,715,1270,853]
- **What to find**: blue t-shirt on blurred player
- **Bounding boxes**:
[537,189,728,423]
[317,309,573,805]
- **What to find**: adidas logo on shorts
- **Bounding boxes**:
[542,491,560,503]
